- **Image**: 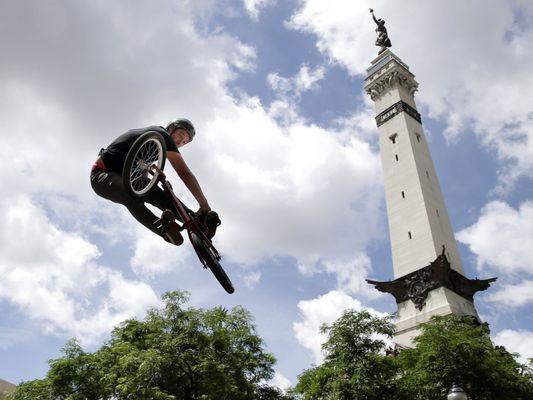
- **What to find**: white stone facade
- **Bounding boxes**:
[394,288,480,347]
[364,50,479,347]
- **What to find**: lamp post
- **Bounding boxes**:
[447,384,468,400]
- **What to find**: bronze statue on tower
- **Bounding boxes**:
[370,8,392,54]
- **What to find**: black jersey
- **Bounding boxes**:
[101,126,178,173]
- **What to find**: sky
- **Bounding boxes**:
[1,0,533,389]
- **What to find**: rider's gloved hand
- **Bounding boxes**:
[205,211,221,228]
[198,203,211,214]
[195,208,221,239]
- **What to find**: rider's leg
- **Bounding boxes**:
[90,170,168,237]
[143,185,193,222]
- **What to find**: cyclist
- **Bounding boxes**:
[91,118,220,245]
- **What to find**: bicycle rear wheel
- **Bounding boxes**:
[188,231,235,294]
[123,131,166,198]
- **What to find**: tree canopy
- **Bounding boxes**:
[8,291,291,400]
[8,293,533,400]
[396,315,533,400]
[295,310,399,400]
[295,311,533,400]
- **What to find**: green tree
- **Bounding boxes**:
[8,291,292,400]
[3,379,51,400]
[295,310,400,400]
[294,311,533,400]
[395,315,533,400]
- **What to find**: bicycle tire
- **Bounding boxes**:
[189,231,235,294]
[122,131,166,198]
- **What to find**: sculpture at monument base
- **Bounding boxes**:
[367,247,497,311]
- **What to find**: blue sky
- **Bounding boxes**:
[1,0,533,389]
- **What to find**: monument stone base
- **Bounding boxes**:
[394,287,479,348]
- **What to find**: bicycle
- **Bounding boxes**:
[122,130,235,294]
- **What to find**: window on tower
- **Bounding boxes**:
[389,133,398,144]
[401,191,405,198]
[395,154,399,161]
[415,132,421,143]
[408,231,412,239]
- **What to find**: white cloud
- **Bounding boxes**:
[288,0,533,189]
[493,329,533,365]
[140,88,383,294]
[268,64,326,98]
[130,224,194,277]
[488,280,533,308]
[298,253,382,298]
[332,96,378,145]
[0,0,258,268]
[0,0,258,246]
[195,98,384,290]
[293,290,386,364]
[243,0,276,20]
[269,371,292,391]
[266,64,326,126]
[0,0,386,343]
[138,90,384,294]
[457,201,533,275]
[0,0,256,190]
[267,99,303,126]
[0,196,160,345]
[242,270,262,288]
[295,64,326,92]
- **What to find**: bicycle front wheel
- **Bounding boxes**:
[123,131,166,198]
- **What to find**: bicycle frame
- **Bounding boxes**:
[149,164,220,262]
[149,164,194,230]
[148,163,229,291]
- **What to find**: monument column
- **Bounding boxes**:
[363,11,495,348]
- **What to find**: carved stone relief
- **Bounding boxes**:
[365,63,418,101]
[366,249,497,311]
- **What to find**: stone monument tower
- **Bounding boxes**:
[364,11,495,347]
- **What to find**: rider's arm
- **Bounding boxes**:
[167,151,211,212]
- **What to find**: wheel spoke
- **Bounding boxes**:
[144,141,154,157]
[148,145,159,163]
[130,167,144,182]
[135,181,145,191]
[131,173,146,184]
[146,155,159,166]
[146,146,159,159]
[139,143,149,160]
[133,176,148,190]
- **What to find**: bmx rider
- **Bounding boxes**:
[91,119,220,245]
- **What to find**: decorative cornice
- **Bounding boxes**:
[366,52,410,77]
[375,100,422,126]
[364,58,418,101]
[367,248,497,311]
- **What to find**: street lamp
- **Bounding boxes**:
[447,384,468,400]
